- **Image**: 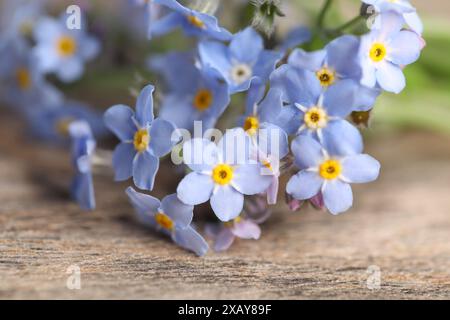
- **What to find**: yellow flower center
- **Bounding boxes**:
[316,67,335,87]
[243,116,259,135]
[133,129,150,153]
[319,159,342,180]
[224,216,242,228]
[304,107,328,130]
[154,212,174,231]
[15,67,31,90]
[369,43,387,62]
[187,15,205,28]
[55,117,75,136]
[212,164,234,185]
[193,89,213,111]
[57,36,77,57]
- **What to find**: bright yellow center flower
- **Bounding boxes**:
[15,67,31,90]
[133,129,150,153]
[57,36,77,57]
[243,116,259,135]
[369,43,387,62]
[193,89,213,111]
[304,107,328,130]
[155,212,174,231]
[187,15,205,28]
[212,164,234,185]
[319,159,342,180]
[316,67,336,87]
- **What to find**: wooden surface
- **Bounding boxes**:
[0,111,449,299]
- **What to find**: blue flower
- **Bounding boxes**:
[270,64,363,156]
[150,50,230,130]
[26,100,108,143]
[104,85,178,191]
[362,0,423,35]
[150,0,231,41]
[359,12,422,94]
[287,135,380,215]
[126,187,209,256]
[288,35,381,111]
[32,15,100,82]
[177,128,273,222]
[199,27,283,94]
[69,120,96,211]
[279,26,311,53]
[0,0,45,40]
[240,87,289,204]
[128,0,164,39]
[0,38,62,111]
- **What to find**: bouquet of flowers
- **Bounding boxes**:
[0,0,425,255]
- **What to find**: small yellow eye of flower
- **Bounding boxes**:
[224,216,242,228]
[187,15,205,28]
[304,107,328,130]
[212,164,234,185]
[15,67,31,90]
[262,160,273,172]
[369,43,387,62]
[319,159,342,180]
[155,212,174,231]
[243,116,259,135]
[193,89,213,111]
[316,67,335,87]
[55,117,75,136]
[57,36,77,57]
[133,129,150,153]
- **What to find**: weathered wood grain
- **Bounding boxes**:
[0,111,449,299]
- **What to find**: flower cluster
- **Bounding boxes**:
[1,0,425,256]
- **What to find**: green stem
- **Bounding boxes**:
[317,0,333,30]
[332,15,365,34]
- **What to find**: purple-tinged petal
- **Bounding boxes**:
[388,30,421,66]
[126,186,160,227]
[210,185,244,222]
[232,164,272,195]
[173,226,209,256]
[214,228,235,252]
[232,220,261,240]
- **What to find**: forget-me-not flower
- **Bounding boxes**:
[362,0,423,35]
[126,187,209,256]
[288,35,381,111]
[199,27,282,94]
[150,0,231,41]
[69,120,96,211]
[287,135,380,215]
[177,128,273,222]
[359,12,422,94]
[32,15,100,82]
[104,85,178,191]
[270,64,363,156]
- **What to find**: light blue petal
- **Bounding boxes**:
[291,135,323,169]
[182,138,219,172]
[288,48,326,71]
[280,26,311,52]
[275,104,303,135]
[198,41,231,77]
[135,84,155,127]
[79,35,100,60]
[230,27,263,64]
[258,88,284,124]
[323,180,353,215]
[210,185,244,222]
[56,57,84,83]
[286,171,323,200]
[177,172,214,205]
[161,193,193,228]
[132,150,159,190]
[253,50,283,81]
[72,173,95,211]
[270,64,320,106]
[159,94,194,130]
[341,154,380,183]
[326,35,361,78]
[103,105,136,141]
[232,164,272,195]
[404,11,423,35]
[112,142,135,181]
[125,187,160,226]
[173,226,209,256]
[245,78,266,115]
[375,61,405,94]
[323,79,358,118]
[257,123,289,159]
[149,12,182,37]
[388,30,421,66]
[214,229,235,252]
[322,120,363,157]
[353,85,381,111]
[149,118,177,157]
